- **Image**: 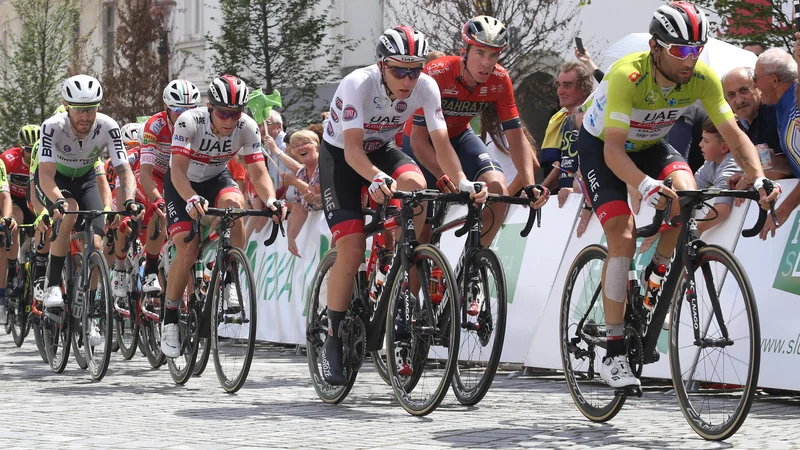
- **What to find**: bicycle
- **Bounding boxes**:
[42,206,141,380]
[109,215,143,360]
[167,206,281,393]
[429,192,540,406]
[4,223,41,348]
[560,180,775,440]
[306,187,463,416]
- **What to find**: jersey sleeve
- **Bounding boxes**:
[29,144,39,176]
[171,112,197,159]
[338,74,368,133]
[106,121,128,168]
[241,119,264,164]
[603,68,638,131]
[497,73,521,130]
[0,160,10,194]
[0,149,18,174]
[38,120,57,165]
[698,68,735,126]
[419,76,447,132]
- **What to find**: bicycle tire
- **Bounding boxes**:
[10,295,28,347]
[117,255,141,360]
[306,248,358,404]
[452,247,507,406]
[386,244,460,416]
[141,270,167,369]
[167,287,200,385]
[559,244,626,422]
[211,247,257,393]
[43,308,71,374]
[669,244,760,441]
[66,256,88,370]
[83,251,114,381]
[32,318,48,362]
[193,337,211,376]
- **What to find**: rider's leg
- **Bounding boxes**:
[395,168,426,295]
[218,191,246,248]
[600,214,637,358]
[7,205,23,291]
[48,198,79,288]
[477,170,509,248]
[652,170,696,264]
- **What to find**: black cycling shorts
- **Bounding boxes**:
[33,169,105,236]
[164,169,242,237]
[401,129,503,189]
[11,194,35,225]
[319,140,421,243]
[578,126,692,225]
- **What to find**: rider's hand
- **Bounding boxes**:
[638,234,659,254]
[266,198,286,223]
[638,176,677,209]
[150,197,167,220]
[369,172,395,204]
[524,184,550,209]
[754,177,782,210]
[557,187,573,208]
[436,174,456,193]
[5,217,17,232]
[459,179,488,205]
[51,198,67,220]
[124,199,145,220]
[34,212,50,234]
[760,203,791,240]
[119,216,132,235]
[186,195,208,220]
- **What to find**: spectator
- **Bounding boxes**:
[574,47,604,83]
[641,118,744,252]
[480,104,537,196]
[426,50,446,64]
[754,48,799,239]
[283,130,322,258]
[307,122,324,143]
[743,41,766,56]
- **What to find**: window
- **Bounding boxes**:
[103,2,116,68]
[184,0,203,38]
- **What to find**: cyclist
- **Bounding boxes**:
[139,80,201,295]
[36,75,143,342]
[160,74,283,358]
[319,26,484,384]
[1,125,39,295]
[0,159,14,324]
[579,1,780,388]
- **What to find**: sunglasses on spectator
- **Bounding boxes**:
[656,39,704,60]
[170,106,196,115]
[211,108,243,120]
[385,65,423,80]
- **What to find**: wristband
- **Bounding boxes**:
[104,205,112,212]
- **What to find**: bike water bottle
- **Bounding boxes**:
[430,268,444,303]
[643,264,667,311]
[369,261,388,303]
[194,261,204,281]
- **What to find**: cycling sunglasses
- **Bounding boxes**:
[657,39,704,60]
[169,106,197,115]
[211,108,243,120]
[385,65,423,80]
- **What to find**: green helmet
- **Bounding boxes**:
[18,124,40,148]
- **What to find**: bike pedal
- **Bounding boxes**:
[614,385,643,398]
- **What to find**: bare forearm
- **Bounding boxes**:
[249,165,277,203]
[116,165,136,209]
[276,152,302,173]
[730,141,765,180]
[412,137,444,177]
[140,166,161,201]
[344,147,381,181]
[287,207,307,241]
[541,162,561,191]
[1,193,11,217]
[96,175,112,208]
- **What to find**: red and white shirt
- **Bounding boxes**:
[140,111,173,177]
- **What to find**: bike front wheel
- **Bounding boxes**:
[211,247,257,393]
[116,255,141,360]
[83,251,114,381]
[669,244,760,441]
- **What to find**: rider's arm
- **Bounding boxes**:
[498,74,537,186]
[715,119,765,182]
[0,161,11,218]
[38,162,64,204]
[107,124,134,210]
[409,115,445,178]
[139,127,162,203]
[418,76,467,183]
[343,128,385,181]
[95,160,112,208]
[139,164,160,203]
[170,154,197,201]
[170,113,201,201]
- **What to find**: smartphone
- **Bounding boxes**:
[575,37,585,55]
[795,0,800,31]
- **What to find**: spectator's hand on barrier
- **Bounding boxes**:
[558,187,572,208]
[288,237,301,258]
[303,190,319,206]
[576,207,591,238]
[638,234,659,254]
[628,184,642,214]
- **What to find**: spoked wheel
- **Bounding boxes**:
[42,307,71,374]
[669,244,759,441]
[116,255,141,361]
[31,315,49,363]
[369,251,394,386]
[193,337,211,376]
[559,244,626,422]
[9,294,29,347]
[167,293,199,385]
[66,257,88,370]
[141,271,166,369]
[386,244,459,416]
[306,249,358,404]
[452,248,507,406]
[210,248,257,393]
[83,251,114,381]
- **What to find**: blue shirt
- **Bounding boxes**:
[739,103,782,157]
[775,83,800,177]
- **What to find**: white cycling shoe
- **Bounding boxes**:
[600,354,641,388]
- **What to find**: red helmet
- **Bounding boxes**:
[207,75,250,109]
[650,2,709,46]
[376,26,429,64]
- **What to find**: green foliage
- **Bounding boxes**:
[0,0,90,147]
[694,0,795,52]
[207,0,360,125]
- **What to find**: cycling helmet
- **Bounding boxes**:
[207,75,250,109]
[62,74,103,105]
[650,2,709,46]
[376,26,428,64]
[163,79,201,107]
[462,16,508,50]
[120,123,142,146]
[18,125,40,148]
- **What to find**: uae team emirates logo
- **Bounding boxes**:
[342,105,357,121]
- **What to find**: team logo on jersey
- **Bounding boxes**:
[150,118,165,135]
[64,145,72,153]
[645,89,660,105]
[442,85,459,96]
[395,101,407,113]
[667,98,677,107]
[343,105,357,121]
[374,96,390,109]
[435,107,445,121]
[629,71,641,83]
[363,139,383,153]
[479,86,488,96]
[335,97,343,110]
[92,123,102,139]
[330,108,339,122]
[326,121,334,136]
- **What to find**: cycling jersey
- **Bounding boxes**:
[582,51,733,152]
[140,111,173,177]
[0,159,10,194]
[323,64,447,152]
[1,147,30,198]
[170,107,263,183]
[39,112,127,177]
[403,55,521,138]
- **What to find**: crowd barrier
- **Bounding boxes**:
[245,181,800,390]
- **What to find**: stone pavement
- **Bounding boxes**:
[1,333,798,449]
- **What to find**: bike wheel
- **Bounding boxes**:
[141,271,166,368]
[116,257,141,360]
[386,244,459,416]
[306,249,358,403]
[560,244,626,422]
[452,248,507,406]
[167,294,199,385]
[65,256,88,370]
[32,316,48,363]
[83,251,114,381]
[211,247,257,393]
[193,338,211,376]
[42,308,71,373]
[10,296,28,347]
[669,244,759,441]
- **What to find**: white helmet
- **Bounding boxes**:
[120,123,142,145]
[62,74,103,105]
[163,79,201,108]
